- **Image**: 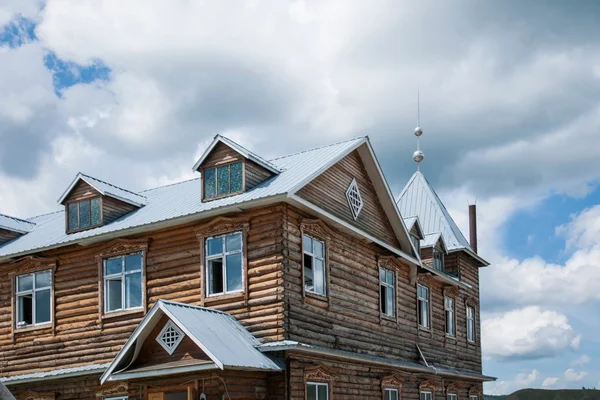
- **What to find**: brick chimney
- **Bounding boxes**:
[469,204,478,253]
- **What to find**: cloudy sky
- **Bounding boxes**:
[1,0,599,394]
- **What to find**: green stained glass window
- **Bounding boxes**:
[68,203,78,231]
[79,200,91,228]
[230,162,243,192]
[204,168,217,198]
[91,198,102,225]
[217,165,230,196]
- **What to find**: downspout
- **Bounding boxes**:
[416,344,439,374]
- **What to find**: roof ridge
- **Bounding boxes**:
[139,177,200,193]
[269,136,366,162]
[218,135,281,172]
[80,172,146,199]
[0,212,35,225]
[158,299,230,316]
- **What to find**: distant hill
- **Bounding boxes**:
[484,395,506,400]
[504,389,600,400]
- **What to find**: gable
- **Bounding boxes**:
[201,141,245,168]
[0,229,20,246]
[297,149,401,249]
[64,180,101,203]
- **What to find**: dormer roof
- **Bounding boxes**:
[421,232,448,253]
[57,172,147,207]
[192,134,281,174]
[0,214,35,234]
[403,216,424,240]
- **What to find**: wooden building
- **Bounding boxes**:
[0,135,494,399]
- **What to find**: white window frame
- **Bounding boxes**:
[447,394,457,400]
[384,388,399,400]
[380,267,396,318]
[420,391,433,400]
[306,382,329,400]
[15,270,52,328]
[470,396,478,400]
[303,234,327,296]
[433,247,444,271]
[410,234,420,255]
[104,397,128,400]
[444,296,455,337]
[103,252,144,313]
[205,231,244,297]
[156,320,185,355]
[417,284,430,329]
[467,306,476,342]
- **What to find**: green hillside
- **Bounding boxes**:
[503,389,600,400]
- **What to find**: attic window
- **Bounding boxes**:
[203,162,243,200]
[67,197,102,232]
[345,178,363,220]
[433,247,444,271]
[156,320,184,355]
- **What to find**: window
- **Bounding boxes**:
[380,267,395,317]
[467,306,476,342]
[470,396,478,400]
[420,391,432,400]
[104,253,143,313]
[447,394,457,400]
[104,397,128,400]
[67,197,101,231]
[417,284,430,329]
[205,231,243,296]
[384,388,399,400]
[410,234,420,255]
[433,248,444,271]
[203,162,243,199]
[156,320,185,355]
[306,382,328,400]
[15,270,52,328]
[345,178,364,220]
[445,296,455,336]
[303,234,326,296]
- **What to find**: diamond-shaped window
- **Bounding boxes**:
[345,178,363,220]
[156,320,184,355]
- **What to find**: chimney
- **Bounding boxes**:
[469,204,478,253]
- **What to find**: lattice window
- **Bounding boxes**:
[345,178,363,220]
[156,320,184,355]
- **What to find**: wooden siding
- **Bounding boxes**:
[0,229,20,246]
[282,204,482,374]
[64,180,100,202]
[201,142,244,168]
[0,204,286,379]
[102,196,137,224]
[246,159,274,190]
[297,150,400,249]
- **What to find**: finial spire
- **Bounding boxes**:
[413,87,424,170]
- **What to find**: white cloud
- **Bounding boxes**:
[564,368,588,382]
[485,370,539,396]
[0,0,42,26]
[482,306,580,361]
[571,354,591,367]
[542,377,559,388]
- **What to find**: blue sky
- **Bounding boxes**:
[1,1,600,394]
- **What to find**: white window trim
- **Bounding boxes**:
[384,387,399,400]
[345,178,364,220]
[104,397,128,400]
[420,391,433,400]
[467,306,476,342]
[470,396,478,400]
[444,296,455,337]
[103,252,144,314]
[380,267,396,318]
[303,234,327,296]
[15,270,53,328]
[205,231,244,297]
[307,381,329,400]
[156,320,185,355]
[447,394,457,400]
[417,284,430,329]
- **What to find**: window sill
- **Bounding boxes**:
[467,339,477,346]
[418,325,431,333]
[445,334,457,341]
[205,291,245,304]
[101,308,144,321]
[381,314,396,322]
[304,291,328,302]
[14,323,52,334]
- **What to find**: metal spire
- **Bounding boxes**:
[413,87,424,170]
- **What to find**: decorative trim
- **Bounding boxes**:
[18,390,56,400]
[194,216,250,238]
[419,379,439,392]
[443,285,459,298]
[377,255,402,270]
[446,381,461,394]
[95,238,149,259]
[465,296,479,308]
[469,385,483,396]
[96,382,129,398]
[345,178,364,220]
[300,219,334,241]
[156,320,185,355]
[417,273,435,286]
[304,364,334,383]
[381,374,404,389]
[8,256,57,273]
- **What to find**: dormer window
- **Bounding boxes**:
[433,247,444,271]
[67,197,102,232]
[203,162,243,200]
[410,234,420,255]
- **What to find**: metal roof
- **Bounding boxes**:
[421,232,447,251]
[0,214,35,234]
[101,300,280,383]
[57,172,147,207]
[0,137,365,260]
[0,363,109,385]
[403,216,424,240]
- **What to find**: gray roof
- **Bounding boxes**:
[0,363,109,385]
[57,172,147,207]
[0,214,35,234]
[102,300,280,383]
[421,232,446,251]
[0,137,365,260]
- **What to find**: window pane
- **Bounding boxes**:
[217,165,230,196]
[380,268,386,282]
[17,294,33,325]
[313,239,324,258]
[105,258,123,276]
[226,253,243,292]
[207,237,223,256]
[125,253,142,272]
[317,384,328,400]
[17,274,33,292]
[386,270,394,285]
[380,285,387,314]
[304,254,314,291]
[204,168,217,198]
[35,289,51,323]
[125,273,142,308]
[35,271,52,289]
[303,235,312,253]
[91,198,102,225]
[306,384,317,400]
[107,278,122,311]
[226,232,242,252]
[230,162,243,192]
[386,286,394,315]
[68,203,79,230]
[392,390,399,400]
[79,200,91,228]
[208,258,224,295]
[313,258,325,295]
